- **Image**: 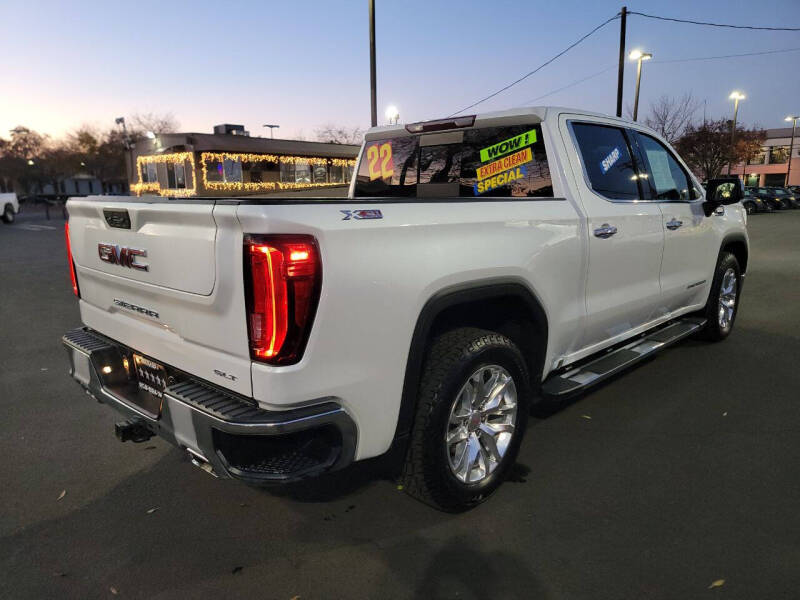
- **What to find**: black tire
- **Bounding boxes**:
[743,202,755,215]
[400,327,530,511]
[695,252,742,342]
[1,204,14,224]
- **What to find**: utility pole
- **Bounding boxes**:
[369,0,377,127]
[785,116,798,186]
[616,6,627,118]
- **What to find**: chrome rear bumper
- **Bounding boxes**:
[62,327,357,483]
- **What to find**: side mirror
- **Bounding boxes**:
[703,177,744,216]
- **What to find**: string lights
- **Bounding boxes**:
[132,150,357,196]
[131,152,197,197]
[200,152,356,193]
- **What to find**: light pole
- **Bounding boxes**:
[262,124,280,139]
[385,105,399,125]
[727,91,745,174]
[629,49,652,122]
[115,117,135,192]
[785,115,798,186]
[368,0,377,127]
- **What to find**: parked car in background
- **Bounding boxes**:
[788,185,800,195]
[1,193,19,224]
[742,188,771,214]
[771,187,799,209]
[749,186,791,210]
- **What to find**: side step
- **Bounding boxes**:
[541,317,706,398]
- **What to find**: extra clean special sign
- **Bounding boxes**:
[474,128,538,195]
[476,147,532,182]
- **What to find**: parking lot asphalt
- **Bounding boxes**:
[1,206,799,599]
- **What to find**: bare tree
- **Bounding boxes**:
[130,112,179,135]
[643,93,701,144]
[314,124,365,145]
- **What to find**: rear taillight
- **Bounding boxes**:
[65,222,80,297]
[244,235,321,365]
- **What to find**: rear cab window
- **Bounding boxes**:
[354,124,553,198]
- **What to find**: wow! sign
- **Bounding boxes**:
[479,128,538,162]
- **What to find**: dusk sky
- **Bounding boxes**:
[3,0,800,140]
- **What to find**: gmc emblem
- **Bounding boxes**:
[98,243,148,271]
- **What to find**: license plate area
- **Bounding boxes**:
[130,353,168,417]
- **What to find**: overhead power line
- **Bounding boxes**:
[628,11,800,32]
[652,46,800,64]
[515,46,800,107]
[518,66,617,105]
[448,14,620,117]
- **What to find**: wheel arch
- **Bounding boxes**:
[721,233,749,274]
[393,278,549,445]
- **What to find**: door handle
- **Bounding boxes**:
[666,218,683,230]
[593,223,618,239]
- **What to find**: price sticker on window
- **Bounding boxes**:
[366,142,394,181]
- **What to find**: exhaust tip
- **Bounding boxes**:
[186,448,218,478]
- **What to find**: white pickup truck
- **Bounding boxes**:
[62,107,748,511]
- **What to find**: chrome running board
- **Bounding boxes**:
[541,317,706,398]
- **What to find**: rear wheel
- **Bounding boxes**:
[1,204,14,224]
[400,327,530,511]
[696,252,741,342]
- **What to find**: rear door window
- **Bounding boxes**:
[354,124,552,198]
[571,122,640,200]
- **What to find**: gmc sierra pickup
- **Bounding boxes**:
[62,107,749,511]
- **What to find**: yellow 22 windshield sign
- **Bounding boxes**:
[366,142,394,181]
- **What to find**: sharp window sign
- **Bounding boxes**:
[98,243,149,271]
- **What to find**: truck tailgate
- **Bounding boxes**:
[67,197,252,396]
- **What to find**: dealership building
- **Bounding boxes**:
[731,126,799,187]
[128,124,359,197]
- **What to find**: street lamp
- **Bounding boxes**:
[262,124,280,139]
[785,115,798,186]
[629,49,652,122]
[385,105,399,125]
[727,91,746,174]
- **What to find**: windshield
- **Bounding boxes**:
[354,124,553,198]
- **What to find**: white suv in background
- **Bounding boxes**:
[1,193,19,224]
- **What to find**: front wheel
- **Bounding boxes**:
[400,328,530,511]
[696,252,742,342]
[743,202,755,215]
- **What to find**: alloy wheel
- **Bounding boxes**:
[445,365,518,484]
[718,268,738,330]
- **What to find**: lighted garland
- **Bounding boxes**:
[132,151,356,196]
[133,152,197,197]
[200,151,355,192]
[331,158,357,167]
